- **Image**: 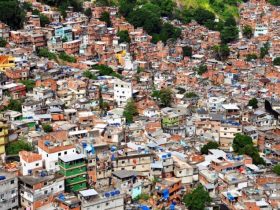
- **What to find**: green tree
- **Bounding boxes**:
[5,99,22,112]
[83,70,97,80]
[128,4,161,35]
[183,46,192,57]
[123,99,138,123]
[62,36,68,43]
[100,11,112,27]
[221,26,239,43]
[6,140,33,155]
[133,193,150,201]
[40,14,50,27]
[201,141,219,154]
[193,8,215,26]
[224,15,237,27]
[233,134,265,165]
[96,0,110,6]
[158,23,181,43]
[185,92,198,98]
[94,65,122,79]
[269,0,280,6]
[42,124,53,133]
[260,42,270,59]
[117,30,131,43]
[41,0,83,12]
[22,2,33,12]
[19,80,35,92]
[137,67,144,74]
[246,54,258,62]
[84,8,92,19]
[0,0,26,30]
[248,98,258,109]
[196,65,208,75]
[183,184,211,210]
[32,9,40,16]
[0,37,7,47]
[273,164,280,175]
[37,48,57,60]
[212,44,230,61]
[151,0,175,18]
[158,88,173,107]
[233,134,254,152]
[243,25,253,39]
[119,0,136,17]
[273,57,280,66]
[59,52,76,63]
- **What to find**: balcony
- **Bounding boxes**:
[66,175,87,185]
[60,166,87,177]
[59,161,86,169]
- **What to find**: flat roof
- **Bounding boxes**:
[79,189,98,197]
[222,104,239,110]
[59,153,85,162]
[112,170,138,179]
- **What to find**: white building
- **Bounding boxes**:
[113,79,132,107]
[38,136,76,172]
[207,97,226,112]
[254,24,268,37]
[22,100,43,118]
[32,87,54,101]
[79,189,125,210]
[0,170,18,210]
[19,151,43,176]
[19,173,64,210]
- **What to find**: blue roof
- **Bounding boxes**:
[140,205,150,210]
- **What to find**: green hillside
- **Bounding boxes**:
[178,0,242,19]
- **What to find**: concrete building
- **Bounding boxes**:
[38,131,76,172]
[59,154,87,193]
[0,56,15,72]
[113,79,132,107]
[0,122,8,156]
[219,121,242,151]
[0,170,18,210]
[19,151,43,176]
[19,173,64,210]
[78,188,124,210]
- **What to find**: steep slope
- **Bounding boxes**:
[177,0,242,19]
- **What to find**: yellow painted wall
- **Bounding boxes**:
[0,56,15,71]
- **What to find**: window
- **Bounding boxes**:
[58,152,61,156]
[35,163,39,166]
[64,151,67,155]
[106,202,109,206]
[44,190,48,194]
[10,180,14,184]
[59,185,62,188]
